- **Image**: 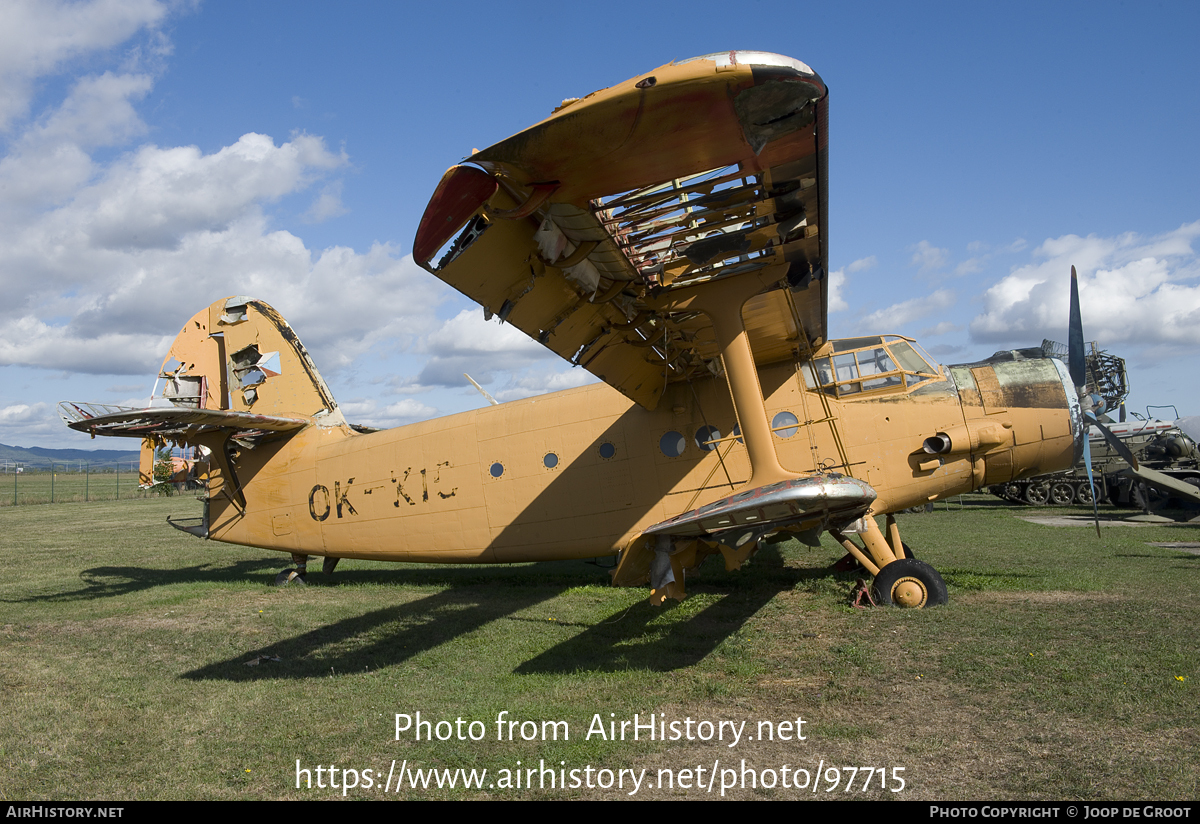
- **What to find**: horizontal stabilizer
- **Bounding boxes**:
[645,473,876,540]
[58,402,308,441]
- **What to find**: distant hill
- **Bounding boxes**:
[0,442,140,470]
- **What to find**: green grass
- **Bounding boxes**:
[0,494,1196,800]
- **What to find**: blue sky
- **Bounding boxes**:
[2,0,1198,449]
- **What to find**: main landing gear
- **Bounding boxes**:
[872,559,948,608]
[829,514,949,608]
[274,554,342,586]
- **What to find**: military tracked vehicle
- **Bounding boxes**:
[989,417,1200,507]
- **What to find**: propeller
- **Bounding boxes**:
[1067,265,1139,536]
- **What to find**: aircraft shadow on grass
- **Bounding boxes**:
[1,558,285,604]
[181,545,826,681]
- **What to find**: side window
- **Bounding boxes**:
[659,431,686,458]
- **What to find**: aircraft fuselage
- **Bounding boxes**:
[207,344,1078,565]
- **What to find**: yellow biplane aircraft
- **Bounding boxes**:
[60,51,1084,608]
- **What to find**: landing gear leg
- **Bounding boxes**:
[836,515,948,608]
[275,553,309,586]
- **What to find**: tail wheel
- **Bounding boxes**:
[872,559,948,608]
[1049,481,1076,506]
[274,569,306,586]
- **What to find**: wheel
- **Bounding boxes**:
[872,559,948,608]
[274,569,306,586]
[1023,483,1050,505]
[1180,477,1200,506]
[1003,483,1022,501]
[1133,482,1167,512]
[1076,479,1104,505]
[1076,481,1095,505]
[1049,481,1075,506]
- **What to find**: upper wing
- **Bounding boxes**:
[414,51,829,410]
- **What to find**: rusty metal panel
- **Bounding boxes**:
[970,366,1008,414]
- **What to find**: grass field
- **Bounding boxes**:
[0,495,1196,800]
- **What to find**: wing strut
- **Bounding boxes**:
[651,266,798,488]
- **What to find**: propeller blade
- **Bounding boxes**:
[1089,413,1140,471]
[1082,433,1101,539]
[1068,265,1087,389]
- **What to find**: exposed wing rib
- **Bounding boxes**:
[414,51,829,410]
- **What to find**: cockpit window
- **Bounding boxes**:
[889,340,932,373]
[832,336,883,352]
[804,337,942,398]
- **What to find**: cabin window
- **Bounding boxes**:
[772,411,799,438]
[695,425,721,451]
[659,431,686,457]
[543,453,559,469]
[598,442,617,459]
[489,462,505,478]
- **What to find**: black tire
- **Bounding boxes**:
[872,559,948,608]
[1133,482,1167,512]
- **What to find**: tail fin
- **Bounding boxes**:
[156,296,341,422]
[61,297,341,521]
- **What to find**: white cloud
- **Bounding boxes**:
[0,401,60,445]
[303,180,348,223]
[0,0,169,131]
[56,132,347,251]
[0,6,462,449]
[952,237,1027,277]
[0,71,153,212]
[0,64,416,378]
[918,321,961,337]
[415,309,555,387]
[0,402,48,425]
[827,268,848,312]
[969,222,1200,347]
[859,289,955,332]
[338,397,438,429]
[954,257,986,276]
[846,255,877,273]
[492,368,597,402]
[910,240,949,273]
